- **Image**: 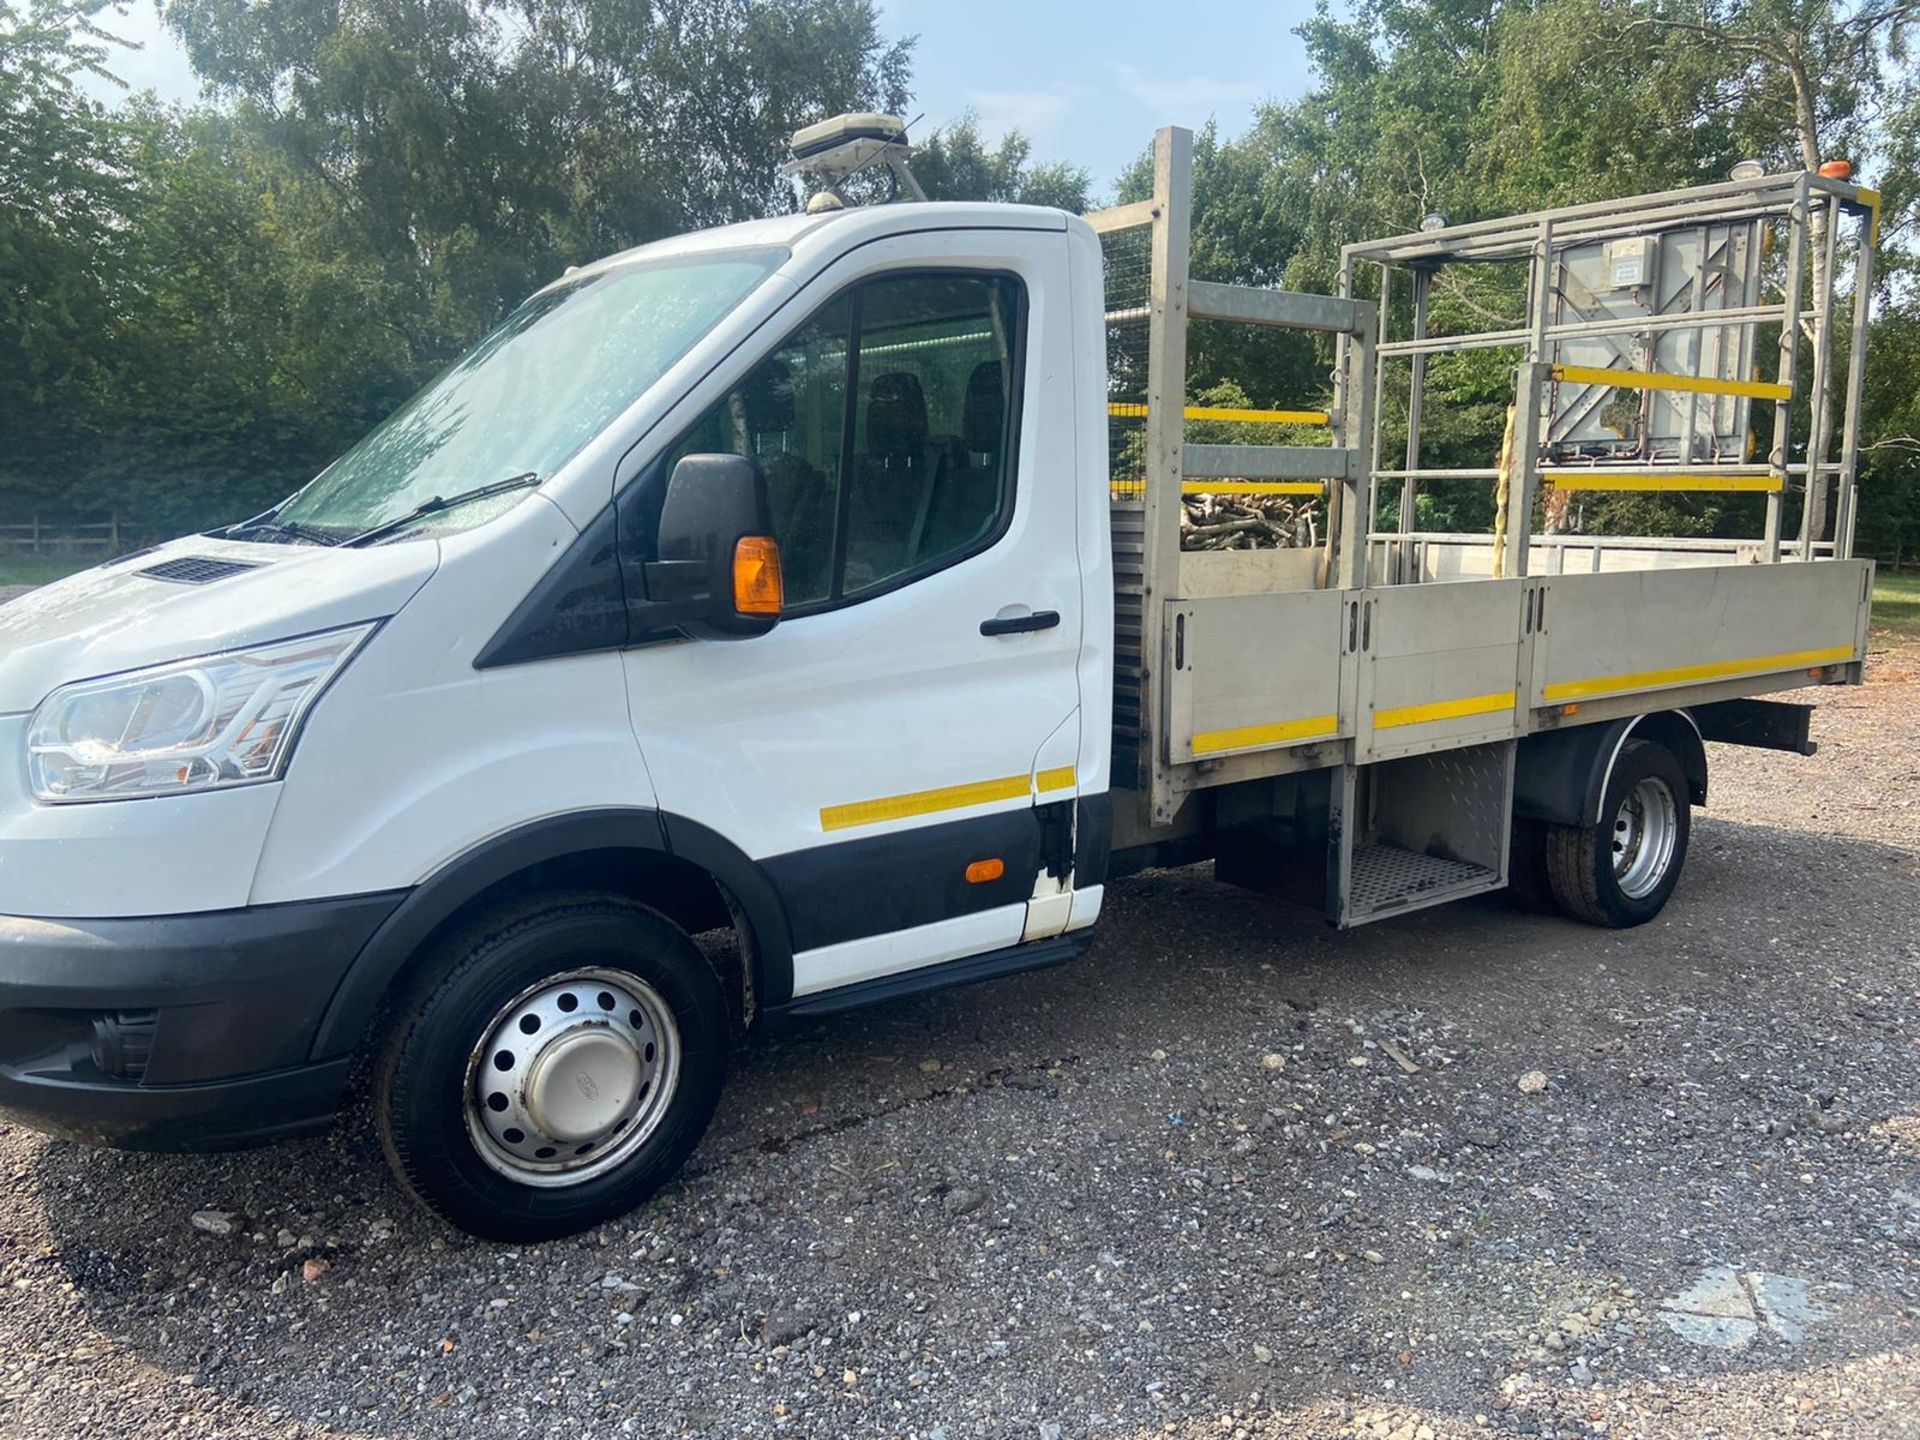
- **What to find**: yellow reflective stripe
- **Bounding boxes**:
[821,765,1078,833]
[1546,473,1783,493]
[1856,187,1881,247]
[1036,765,1077,793]
[1181,480,1326,496]
[1541,646,1856,704]
[1184,404,1332,426]
[1191,715,1339,755]
[1108,403,1332,427]
[1374,691,1515,730]
[1550,363,1790,403]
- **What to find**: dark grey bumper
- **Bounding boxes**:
[0,893,403,1150]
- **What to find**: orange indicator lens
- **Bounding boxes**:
[733,535,783,616]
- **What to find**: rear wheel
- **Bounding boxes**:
[374,893,728,1242]
[1544,739,1691,928]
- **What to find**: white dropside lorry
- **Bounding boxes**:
[0,117,1877,1238]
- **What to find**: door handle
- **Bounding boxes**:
[980,609,1061,637]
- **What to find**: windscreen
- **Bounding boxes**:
[271,248,785,539]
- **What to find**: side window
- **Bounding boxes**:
[840,274,1019,596]
[662,271,1022,610]
[665,293,851,605]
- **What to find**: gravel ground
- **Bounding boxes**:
[3,636,1918,1440]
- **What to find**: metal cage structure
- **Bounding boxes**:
[1090,129,1378,820]
[1087,129,1877,856]
[1344,169,1880,582]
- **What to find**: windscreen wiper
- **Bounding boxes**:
[342,472,542,548]
[220,516,341,546]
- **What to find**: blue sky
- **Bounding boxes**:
[83,0,1326,199]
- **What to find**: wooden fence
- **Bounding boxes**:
[0,518,122,555]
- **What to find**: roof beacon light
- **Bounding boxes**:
[1818,158,1853,180]
[781,112,927,208]
[1419,212,1449,233]
[1729,159,1765,182]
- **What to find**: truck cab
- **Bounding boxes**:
[0,124,1877,1240]
[0,198,1116,1238]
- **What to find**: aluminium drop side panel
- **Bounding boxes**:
[1355,579,1527,763]
[1162,590,1352,763]
[1528,561,1872,712]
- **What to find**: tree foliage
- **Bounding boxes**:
[912,112,1091,210]
[1118,0,1917,549]
[4,0,919,532]
[1,0,1916,561]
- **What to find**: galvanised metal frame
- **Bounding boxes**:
[1095,132,1876,858]
[1344,171,1879,577]
[1092,127,1376,824]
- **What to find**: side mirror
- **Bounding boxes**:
[645,453,783,640]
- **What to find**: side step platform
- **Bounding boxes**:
[1331,741,1514,926]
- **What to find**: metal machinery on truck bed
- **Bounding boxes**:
[1092,128,1878,926]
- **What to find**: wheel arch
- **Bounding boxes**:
[309,809,795,1063]
[1515,710,1707,829]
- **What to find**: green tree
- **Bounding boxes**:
[1855,299,1920,564]
[911,112,1091,210]
[4,0,925,534]
[1116,0,1916,544]
[0,0,138,518]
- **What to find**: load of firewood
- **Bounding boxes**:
[1180,490,1320,550]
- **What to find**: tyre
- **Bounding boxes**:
[1544,739,1691,928]
[374,892,728,1242]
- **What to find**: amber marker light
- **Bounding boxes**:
[965,858,1005,884]
[733,535,783,615]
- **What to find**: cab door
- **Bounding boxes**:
[619,227,1088,1001]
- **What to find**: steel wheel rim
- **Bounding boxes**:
[463,966,681,1188]
[1612,776,1678,900]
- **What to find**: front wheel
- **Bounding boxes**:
[374,893,728,1241]
[1544,739,1691,928]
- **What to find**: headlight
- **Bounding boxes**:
[26,624,376,803]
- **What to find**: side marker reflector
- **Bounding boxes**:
[965,858,1005,884]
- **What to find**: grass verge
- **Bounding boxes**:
[1874,570,1920,640]
[0,552,98,588]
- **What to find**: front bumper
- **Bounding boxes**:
[0,893,403,1150]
